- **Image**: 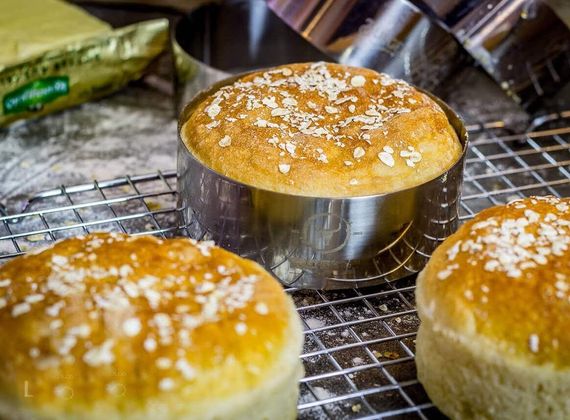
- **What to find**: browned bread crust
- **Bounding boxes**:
[182,62,462,197]
[418,196,570,366]
[0,233,302,417]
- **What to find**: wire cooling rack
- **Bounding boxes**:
[0,109,569,419]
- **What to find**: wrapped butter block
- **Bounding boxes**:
[0,0,111,65]
[0,0,168,126]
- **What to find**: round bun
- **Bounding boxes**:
[181,62,462,197]
[416,196,570,419]
[0,233,303,419]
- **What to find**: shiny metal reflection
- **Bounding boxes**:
[417,0,570,108]
[172,0,463,114]
[267,0,464,93]
[172,0,329,113]
[270,0,570,108]
[177,73,468,289]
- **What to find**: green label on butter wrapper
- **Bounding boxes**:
[3,76,69,115]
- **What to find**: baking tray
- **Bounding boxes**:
[1,109,568,418]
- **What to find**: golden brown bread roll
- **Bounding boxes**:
[181,62,462,197]
[416,196,570,419]
[0,233,303,419]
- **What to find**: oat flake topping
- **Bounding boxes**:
[0,233,286,399]
[438,196,570,285]
[199,62,422,177]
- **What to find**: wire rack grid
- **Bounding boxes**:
[0,110,569,419]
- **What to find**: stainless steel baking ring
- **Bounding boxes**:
[269,0,570,109]
[172,0,463,114]
[172,0,329,114]
[177,73,468,289]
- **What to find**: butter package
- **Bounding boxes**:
[0,0,168,126]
